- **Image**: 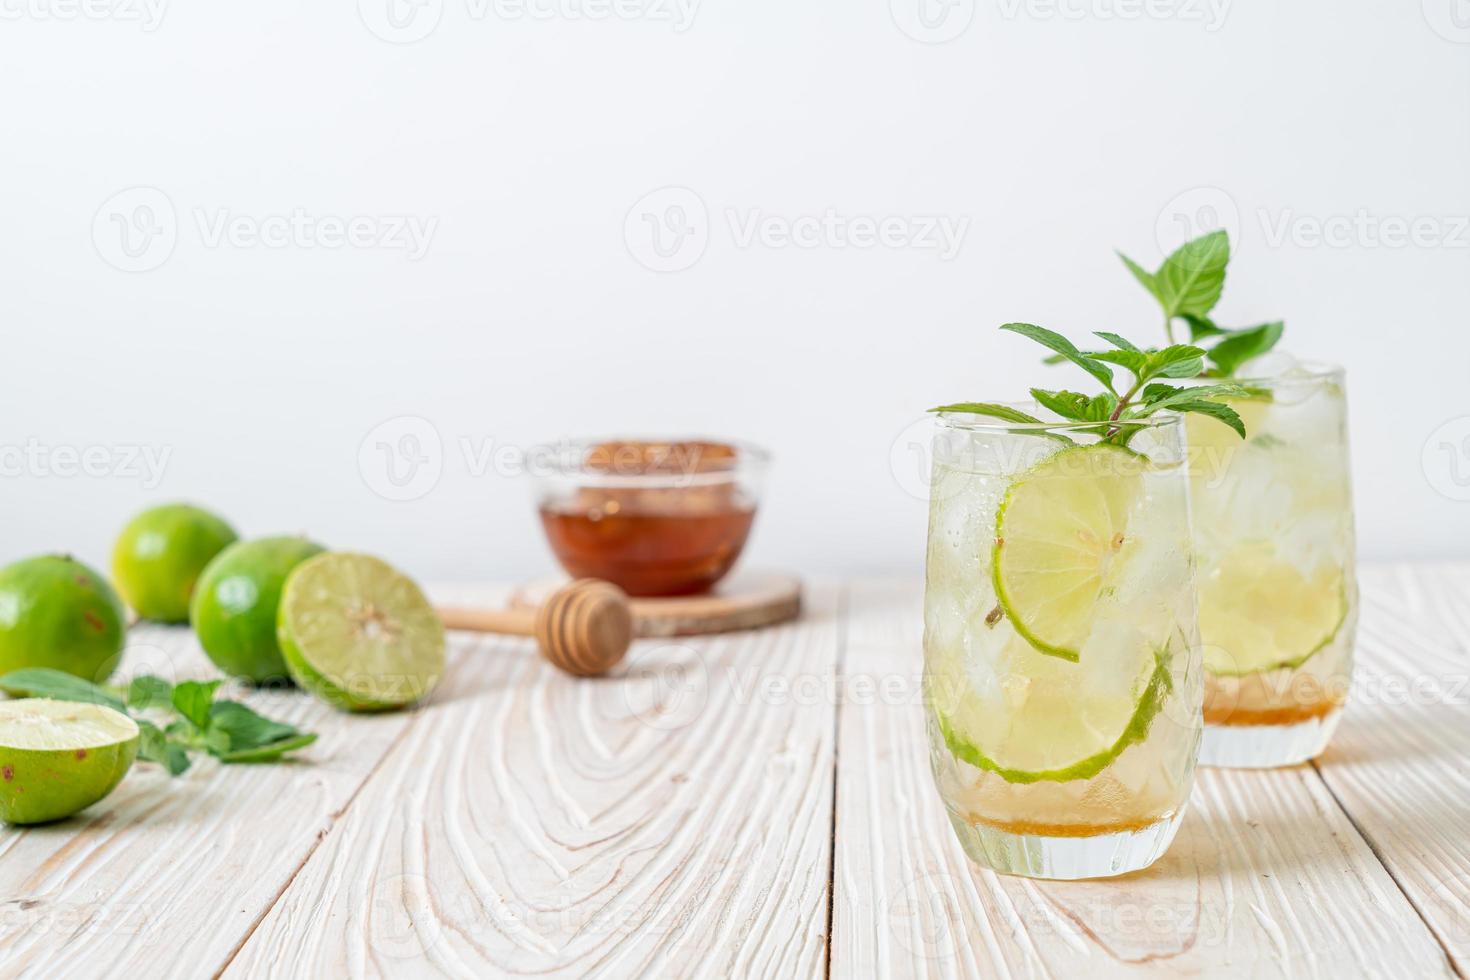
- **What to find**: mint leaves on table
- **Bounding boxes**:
[1117,229,1284,377]
[0,668,316,776]
[930,322,1248,445]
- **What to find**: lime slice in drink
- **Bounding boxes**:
[992,444,1145,663]
[1185,395,1273,455]
[930,630,1173,784]
[1199,542,1347,676]
[277,553,446,712]
[0,699,139,824]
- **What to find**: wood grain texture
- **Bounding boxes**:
[223,584,841,978]
[512,571,803,638]
[0,621,431,980]
[1,570,1467,979]
[831,579,1454,979]
[1312,563,1470,972]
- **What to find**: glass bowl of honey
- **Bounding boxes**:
[533,439,768,597]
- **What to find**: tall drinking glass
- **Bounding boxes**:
[923,411,1202,879]
[1187,365,1357,768]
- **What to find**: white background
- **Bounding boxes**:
[2,0,1468,584]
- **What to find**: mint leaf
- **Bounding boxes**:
[136,719,191,776]
[1145,344,1208,380]
[1139,382,1248,413]
[1155,231,1229,318]
[928,402,1073,443]
[0,668,126,711]
[929,402,1045,423]
[1094,331,1141,352]
[127,675,174,711]
[1180,313,1224,340]
[217,733,318,764]
[1171,399,1245,437]
[172,680,222,731]
[1118,252,1161,302]
[1206,321,1283,377]
[208,701,299,750]
[1000,322,1114,391]
[1031,389,1116,423]
[207,701,315,763]
[1089,349,1150,376]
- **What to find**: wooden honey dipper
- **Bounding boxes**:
[435,579,634,677]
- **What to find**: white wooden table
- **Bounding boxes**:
[0,565,1466,978]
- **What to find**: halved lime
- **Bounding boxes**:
[992,444,1144,662]
[1200,542,1347,676]
[0,699,139,824]
[277,553,445,712]
[930,630,1173,784]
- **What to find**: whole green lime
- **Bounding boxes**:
[191,537,325,683]
[112,504,238,623]
[0,555,126,683]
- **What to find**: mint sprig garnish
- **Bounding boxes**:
[929,323,1248,444]
[0,668,317,776]
[1118,229,1284,377]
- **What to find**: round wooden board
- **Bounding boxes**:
[511,571,803,638]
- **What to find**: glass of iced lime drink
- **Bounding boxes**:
[923,409,1202,879]
[1187,364,1356,767]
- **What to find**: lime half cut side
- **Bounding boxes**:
[1200,543,1347,676]
[0,699,139,824]
[278,553,446,712]
[992,444,1145,662]
[931,633,1174,784]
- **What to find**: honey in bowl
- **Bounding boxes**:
[536,440,765,597]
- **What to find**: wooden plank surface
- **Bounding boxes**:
[222,584,841,978]
[1311,563,1470,972]
[831,579,1456,979]
[0,571,1466,978]
[0,623,426,980]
